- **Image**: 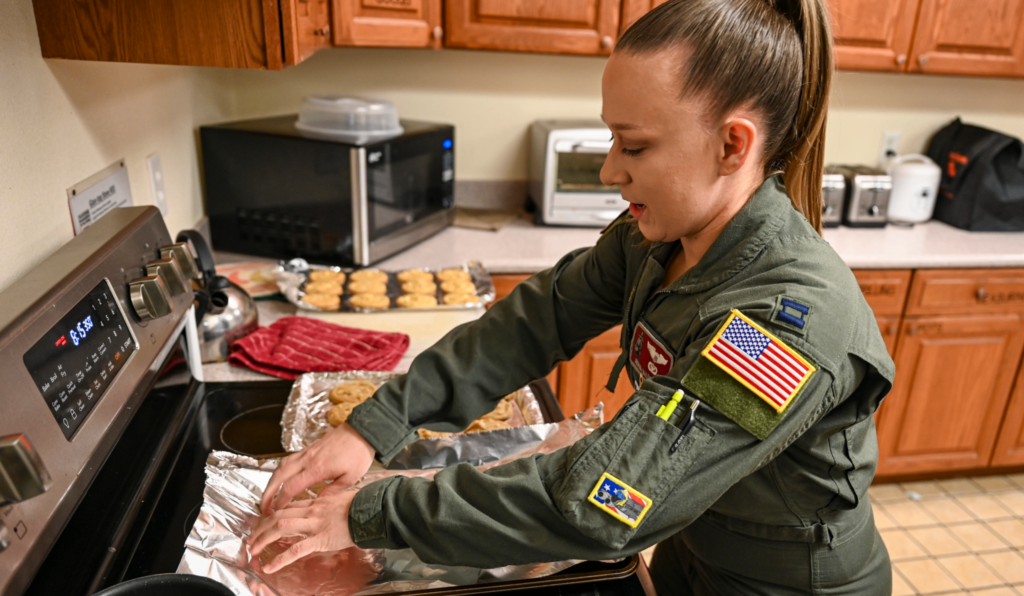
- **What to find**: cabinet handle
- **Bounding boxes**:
[887,325,898,335]
[601,36,614,50]
[919,55,929,67]
[432,26,443,40]
[313,26,330,36]
[977,287,988,302]
[896,54,907,66]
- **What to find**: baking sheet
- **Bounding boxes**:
[276,260,496,313]
[178,405,604,596]
[280,371,545,455]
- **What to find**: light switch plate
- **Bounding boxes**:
[147,153,168,216]
[878,131,902,168]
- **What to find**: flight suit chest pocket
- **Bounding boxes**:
[551,392,715,550]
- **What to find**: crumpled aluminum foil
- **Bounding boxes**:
[281,371,546,456]
[177,405,604,596]
[275,260,497,313]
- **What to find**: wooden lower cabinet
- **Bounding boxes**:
[876,313,1024,477]
[991,365,1024,467]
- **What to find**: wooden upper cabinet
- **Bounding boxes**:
[827,0,922,72]
[32,0,291,69]
[445,0,621,55]
[333,0,442,48]
[909,0,1024,77]
[620,0,669,32]
[876,313,1024,477]
[283,0,332,65]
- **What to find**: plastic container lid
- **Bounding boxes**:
[294,96,403,144]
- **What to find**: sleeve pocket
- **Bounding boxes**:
[550,395,715,550]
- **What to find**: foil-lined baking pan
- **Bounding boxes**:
[275,260,496,313]
[178,405,606,596]
[280,371,546,456]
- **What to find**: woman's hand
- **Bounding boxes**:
[259,423,375,516]
[247,489,358,574]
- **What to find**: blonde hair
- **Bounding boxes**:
[616,0,833,232]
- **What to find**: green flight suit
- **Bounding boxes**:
[346,176,896,595]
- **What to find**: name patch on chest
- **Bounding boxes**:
[588,472,653,528]
[630,320,674,380]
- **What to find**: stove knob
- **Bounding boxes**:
[129,275,172,320]
[159,243,199,281]
[0,522,10,552]
[146,258,188,296]
[0,435,52,508]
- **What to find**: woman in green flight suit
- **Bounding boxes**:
[248,1,896,593]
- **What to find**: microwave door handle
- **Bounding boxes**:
[571,140,613,154]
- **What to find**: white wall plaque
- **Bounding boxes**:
[67,160,134,235]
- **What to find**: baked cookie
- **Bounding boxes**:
[304,281,343,295]
[466,417,510,433]
[397,294,438,308]
[443,293,481,306]
[397,269,433,283]
[482,397,514,421]
[309,270,346,284]
[349,269,389,284]
[348,281,388,294]
[402,280,437,295]
[329,380,378,404]
[440,280,477,295]
[327,402,358,427]
[436,268,472,283]
[301,293,341,310]
[349,293,390,310]
[417,428,454,439]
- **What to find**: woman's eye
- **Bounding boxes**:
[621,147,643,157]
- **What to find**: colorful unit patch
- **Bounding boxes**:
[629,320,675,380]
[701,310,816,413]
[587,472,653,529]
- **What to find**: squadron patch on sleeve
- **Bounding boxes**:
[587,473,652,529]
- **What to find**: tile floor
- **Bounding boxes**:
[639,474,1024,595]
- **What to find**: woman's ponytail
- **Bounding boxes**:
[778,0,833,233]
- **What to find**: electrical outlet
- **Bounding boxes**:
[146,153,168,216]
[878,131,902,167]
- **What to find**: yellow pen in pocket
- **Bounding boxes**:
[656,389,685,421]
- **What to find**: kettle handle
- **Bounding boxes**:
[176,229,217,284]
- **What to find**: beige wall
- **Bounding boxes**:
[0,0,231,291]
[224,47,1024,180]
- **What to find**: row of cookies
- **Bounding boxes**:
[300,266,483,311]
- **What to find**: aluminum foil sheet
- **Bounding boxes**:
[178,405,604,596]
[275,260,497,313]
[281,371,546,455]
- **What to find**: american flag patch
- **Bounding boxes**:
[702,310,816,413]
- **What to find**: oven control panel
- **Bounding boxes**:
[22,281,139,440]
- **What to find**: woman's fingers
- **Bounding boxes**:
[263,536,322,575]
[248,510,320,556]
[260,454,305,514]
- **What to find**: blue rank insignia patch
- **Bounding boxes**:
[771,296,812,335]
[587,472,652,528]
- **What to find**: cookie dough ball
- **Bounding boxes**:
[301,293,341,310]
[443,293,481,306]
[304,281,343,295]
[329,380,378,404]
[440,280,476,295]
[397,269,433,283]
[466,417,510,433]
[309,270,346,284]
[397,294,438,308]
[327,402,358,427]
[436,268,472,283]
[349,293,390,310]
[349,269,389,284]
[402,280,438,295]
[348,281,388,294]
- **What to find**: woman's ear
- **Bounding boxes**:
[716,117,757,176]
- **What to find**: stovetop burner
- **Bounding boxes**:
[219,403,287,458]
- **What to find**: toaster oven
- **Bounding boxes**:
[528,120,629,227]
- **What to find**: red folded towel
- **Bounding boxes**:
[228,316,409,380]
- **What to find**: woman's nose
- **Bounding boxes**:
[601,147,629,187]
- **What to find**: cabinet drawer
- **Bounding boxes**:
[906,268,1024,316]
[853,269,912,316]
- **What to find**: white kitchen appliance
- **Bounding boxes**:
[886,154,942,225]
[528,120,628,226]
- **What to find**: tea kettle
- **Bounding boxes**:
[176,230,259,363]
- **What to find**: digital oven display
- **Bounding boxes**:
[22,280,138,440]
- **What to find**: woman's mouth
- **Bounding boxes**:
[628,203,647,219]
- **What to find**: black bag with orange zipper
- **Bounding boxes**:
[926,118,1024,231]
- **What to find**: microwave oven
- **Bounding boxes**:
[528,120,628,226]
[200,115,455,266]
